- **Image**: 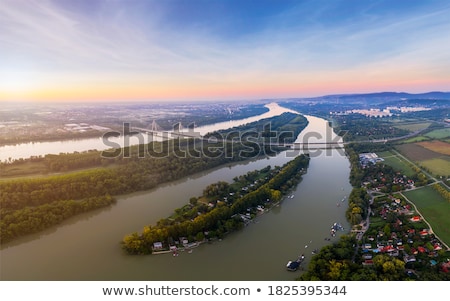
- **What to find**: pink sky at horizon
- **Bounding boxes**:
[1,0,450,103]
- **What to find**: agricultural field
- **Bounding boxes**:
[394,122,431,132]
[425,128,450,139]
[377,150,417,177]
[420,158,450,177]
[417,140,450,156]
[396,142,450,177]
[402,136,430,143]
[403,186,450,246]
[396,143,441,161]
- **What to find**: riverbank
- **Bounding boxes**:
[0,111,353,281]
[122,155,310,255]
[1,112,307,244]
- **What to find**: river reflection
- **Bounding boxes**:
[0,103,291,161]
[0,108,351,281]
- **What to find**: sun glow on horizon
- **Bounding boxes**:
[1,0,450,103]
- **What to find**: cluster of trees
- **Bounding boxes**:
[0,195,114,243]
[361,163,428,192]
[333,114,410,142]
[206,112,308,144]
[297,235,408,280]
[432,183,450,202]
[1,114,310,243]
[299,140,450,280]
[345,142,429,191]
[345,142,392,186]
[345,188,370,225]
[297,234,450,281]
[122,154,310,254]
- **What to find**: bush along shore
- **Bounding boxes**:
[122,154,310,255]
[0,113,308,244]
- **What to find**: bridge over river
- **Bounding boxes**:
[131,126,394,150]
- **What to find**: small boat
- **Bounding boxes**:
[286,254,305,271]
[312,249,318,255]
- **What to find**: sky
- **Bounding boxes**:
[1,0,450,103]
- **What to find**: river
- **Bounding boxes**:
[0,103,292,162]
[0,107,352,281]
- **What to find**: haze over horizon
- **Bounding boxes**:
[1,0,450,103]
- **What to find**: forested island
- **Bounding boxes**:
[0,112,308,244]
[122,154,310,254]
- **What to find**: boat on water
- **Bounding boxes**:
[286,254,305,271]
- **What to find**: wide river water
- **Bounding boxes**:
[0,102,292,162]
[0,105,352,280]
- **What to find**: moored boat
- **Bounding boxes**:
[286,254,305,271]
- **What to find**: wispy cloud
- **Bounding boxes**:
[1,0,449,101]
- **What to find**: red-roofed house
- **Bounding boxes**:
[411,216,421,222]
[419,230,429,237]
[442,262,450,273]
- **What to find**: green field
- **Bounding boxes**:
[425,128,450,139]
[0,162,48,178]
[403,186,450,246]
[394,122,431,132]
[378,150,416,177]
[420,158,450,177]
[402,136,430,143]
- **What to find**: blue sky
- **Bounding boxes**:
[1,0,449,102]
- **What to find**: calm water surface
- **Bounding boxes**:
[0,110,352,280]
[0,103,290,161]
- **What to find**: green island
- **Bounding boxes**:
[0,112,308,244]
[122,154,310,254]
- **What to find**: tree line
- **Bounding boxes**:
[1,113,310,243]
[122,154,310,254]
[432,183,450,202]
[0,195,114,243]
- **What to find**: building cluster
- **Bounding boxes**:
[331,106,431,117]
[359,153,384,167]
[63,123,110,133]
[360,196,447,274]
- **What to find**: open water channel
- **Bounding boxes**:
[0,104,352,280]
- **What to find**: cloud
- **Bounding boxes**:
[1,0,449,100]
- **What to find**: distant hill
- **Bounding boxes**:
[319,91,450,102]
[328,91,449,99]
[281,91,450,106]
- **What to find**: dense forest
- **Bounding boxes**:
[122,154,310,254]
[0,113,308,244]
